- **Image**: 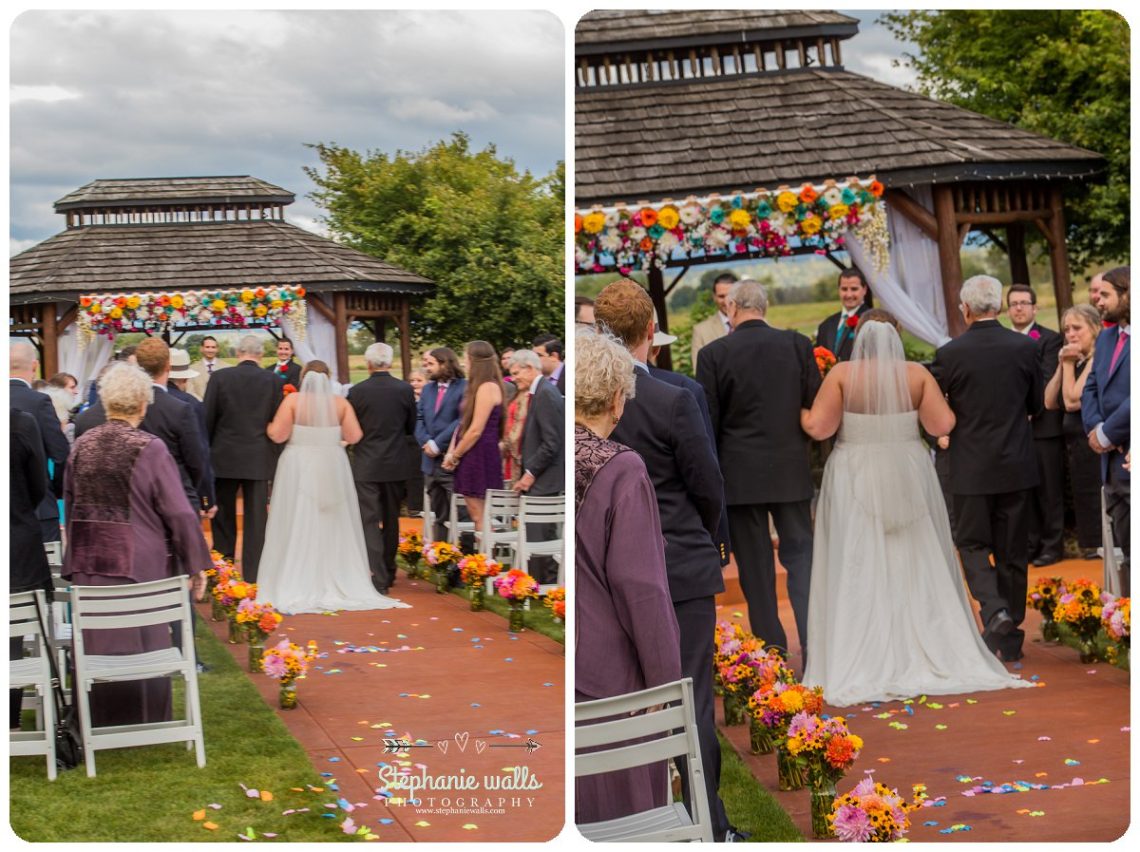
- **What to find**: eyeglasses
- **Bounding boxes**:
[1008,301,1034,308]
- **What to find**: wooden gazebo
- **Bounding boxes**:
[576,10,1105,365]
[9,176,433,382]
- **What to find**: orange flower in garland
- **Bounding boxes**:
[799,184,820,204]
[869,179,885,197]
[574,213,583,234]
[639,237,654,251]
[639,207,659,227]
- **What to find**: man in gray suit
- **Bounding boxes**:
[509,349,564,582]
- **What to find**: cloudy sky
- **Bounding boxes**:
[8,9,565,254]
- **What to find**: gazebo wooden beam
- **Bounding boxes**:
[1046,185,1073,318]
[306,294,335,323]
[56,304,78,336]
[647,265,672,371]
[1006,223,1031,286]
[399,299,412,379]
[933,185,967,338]
[884,189,938,242]
[41,302,59,378]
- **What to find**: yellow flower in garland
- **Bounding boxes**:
[657,205,681,229]
[211,299,227,313]
[583,212,606,234]
[271,299,284,310]
[729,208,752,230]
[109,306,123,319]
[241,289,255,303]
[125,295,141,310]
[170,295,184,309]
[776,191,798,213]
[801,215,823,236]
[254,305,268,318]
[828,203,850,220]
[89,302,102,314]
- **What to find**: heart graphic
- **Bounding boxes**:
[436,740,449,754]
[475,740,487,755]
[454,731,470,752]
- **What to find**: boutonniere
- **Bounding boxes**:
[845,314,860,330]
[275,362,289,376]
[1028,328,1041,340]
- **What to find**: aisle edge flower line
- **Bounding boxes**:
[574,176,888,275]
[75,285,309,347]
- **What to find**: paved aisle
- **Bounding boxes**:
[716,557,1130,842]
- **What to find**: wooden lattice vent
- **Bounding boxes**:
[65,203,288,229]
[951,181,1056,224]
[345,292,404,317]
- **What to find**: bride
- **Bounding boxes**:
[800,311,1029,706]
[257,361,409,614]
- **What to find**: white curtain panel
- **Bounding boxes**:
[847,184,952,348]
[57,324,114,401]
[279,292,350,394]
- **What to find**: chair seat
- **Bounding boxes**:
[579,802,695,842]
[9,659,50,690]
[81,648,190,683]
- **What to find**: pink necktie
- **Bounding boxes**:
[1109,330,1128,373]
[434,384,446,413]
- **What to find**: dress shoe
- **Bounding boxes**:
[1082,549,1100,560]
[1001,648,1024,662]
[1033,553,1061,567]
[723,826,751,842]
[982,609,1015,653]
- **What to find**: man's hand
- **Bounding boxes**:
[937,435,950,450]
[512,472,535,493]
[422,442,440,458]
[1089,429,1111,454]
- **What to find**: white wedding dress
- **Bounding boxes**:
[257,373,409,615]
[802,323,1031,706]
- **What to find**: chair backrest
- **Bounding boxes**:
[70,576,190,636]
[9,590,50,643]
[575,678,711,838]
[44,541,64,568]
[518,494,564,525]
[481,489,520,537]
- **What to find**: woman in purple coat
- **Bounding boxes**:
[574,329,682,825]
[63,362,211,727]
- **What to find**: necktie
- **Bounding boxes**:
[207,362,213,374]
[434,384,447,413]
[1109,330,1128,373]
[835,314,848,351]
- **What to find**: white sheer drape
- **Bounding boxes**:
[57,325,114,401]
[279,293,349,394]
[847,185,951,347]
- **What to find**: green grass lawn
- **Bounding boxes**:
[9,624,359,843]
[717,733,804,842]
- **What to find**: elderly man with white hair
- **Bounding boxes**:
[348,342,418,594]
[10,338,70,542]
[932,274,1043,663]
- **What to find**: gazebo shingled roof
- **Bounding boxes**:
[10,175,433,381]
[574,9,1107,356]
[576,70,1104,206]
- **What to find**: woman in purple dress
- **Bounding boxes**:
[63,362,211,727]
[443,340,505,530]
[574,329,682,826]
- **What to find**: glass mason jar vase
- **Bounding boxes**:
[722,692,746,726]
[1079,636,1098,663]
[248,633,265,673]
[470,584,485,612]
[227,617,243,644]
[810,776,838,838]
[508,602,525,633]
[749,716,773,755]
[210,597,225,622]
[776,745,807,791]
[435,566,451,594]
[279,680,298,710]
[1041,617,1060,643]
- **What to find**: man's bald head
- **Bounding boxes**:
[10,339,38,380]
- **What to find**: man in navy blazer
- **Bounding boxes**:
[1083,266,1131,595]
[415,347,467,542]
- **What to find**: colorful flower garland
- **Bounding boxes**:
[574,177,888,275]
[75,285,308,346]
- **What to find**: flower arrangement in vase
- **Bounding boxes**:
[235,599,284,671]
[1027,576,1067,642]
[543,587,566,622]
[1101,595,1130,665]
[830,777,918,842]
[213,578,256,642]
[493,568,539,632]
[205,553,239,620]
[1053,577,1105,662]
[741,650,797,753]
[262,640,317,709]
[784,713,863,837]
[397,530,424,577]
[458,552,501,610]
[714,626,767,726]
[753,682,825,790]
[423,540,462,592]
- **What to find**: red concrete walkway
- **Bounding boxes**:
[203,517,565,842]
[716,556,1131,842]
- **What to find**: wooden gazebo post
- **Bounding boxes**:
[933,185,967,337]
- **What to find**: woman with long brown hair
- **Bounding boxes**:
[443,341,505,529]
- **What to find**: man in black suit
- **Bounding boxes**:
[648,317,731,567]
[205,334,283,582]
[76,338,208,518]
[815,267,873,362]
[595,280,737,842]
[266,337,303,387]
[509,349,565,583]
[9,339,69,542]
[533,334,566,396]
[1006,283,1065,566]
[348,342,417,593]
[698,279,821,665]
[168,348,217,518]
[933,275,1042,662]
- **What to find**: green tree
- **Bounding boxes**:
[304,133,563,353]
[881,9,1130,269]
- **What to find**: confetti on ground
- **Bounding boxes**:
[927,702,943,709]
[414,820,431,827]
[935,724,948,730]
[939,824,972,834]
[1038,736,1052,741]
[1002,709,1016,715]
[877,757,891,763]
[966,699,978,704]
[192,810,206,821]
[462,824,478,830]
[1065,759,1081,766]
[1088,739,1101,744]
[923,821,939,827]
[202,822,219,831]
[889,721,909,730]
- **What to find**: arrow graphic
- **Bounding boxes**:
[489,737,541,754]
[382,738,434,753]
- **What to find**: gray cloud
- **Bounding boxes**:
[843,11,920,89]
[10,9,565,253]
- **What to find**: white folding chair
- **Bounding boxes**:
[9,590,58,780]
[516,494,565,590]
[70,575,206,777]
[447,491,476,546]
[475,489,521,563]
[422,484,435,542]
[576,678,713,842]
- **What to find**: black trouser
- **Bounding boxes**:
[1105,462,1130,597]
[424,470,455,543]
[952,489,1031,657]
[1029,436,1065,559]
[356,480,404,591]
[1066,432,1105,549]
[673,596,729,839]
[405,469,425,513]
[727,500,813,666]
[213,478,268,583]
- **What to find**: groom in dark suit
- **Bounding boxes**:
[933,275,1042,661]
[205,334,283,582]
[697,279,821,663]
[415,347,467,542]
[815,267,873,362]
[1083,266,1130,595]
[348,342,417,593]
[596,280,738,842]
